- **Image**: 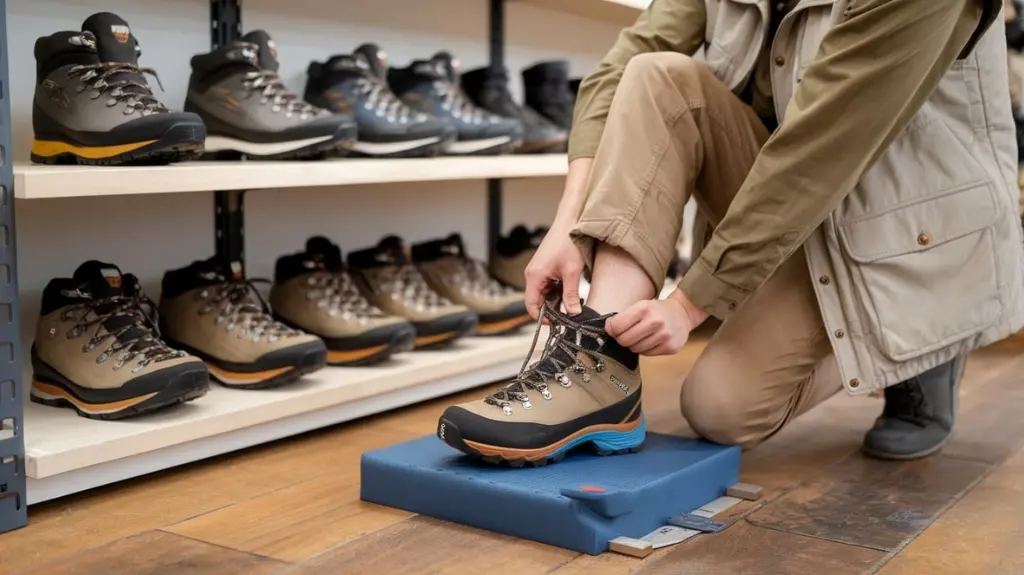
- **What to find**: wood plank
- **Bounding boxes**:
[281,516,578,575]
[0,424,414,573]
[16,530,285,575]
[636,521,883,575]
[167,471,413,562]
[877,447,1024,574]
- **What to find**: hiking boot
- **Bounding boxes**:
[438,304,644,466]
[271,237,416,366]
[348,236,478,348]
[31,261,209,419]
[522,61,574,131]
[159,257,327,389]
[862,355,966,460]
[461,66,567,154]
[412,234,530,336]
[489,225,545,291]
[305,44,456,157]
[186,30,357,160]
[388,52,523,155]
[31,12,206,165]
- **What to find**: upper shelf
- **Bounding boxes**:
[13,155,569,199]
[517,0,647,25]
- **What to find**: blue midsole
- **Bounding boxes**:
[550,416,647,458]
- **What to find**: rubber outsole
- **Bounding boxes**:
[347,133,457,159]
[475,313,532,336]
[206,347,328,390]
[438,416,647,467]
[414,315,479,350]
[30,122,206,166]
[29,369,209,421]
[200,125,357,161]
[329,329,416,366]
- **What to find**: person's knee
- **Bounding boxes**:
[622,52,703,87]
[680,351,771,448]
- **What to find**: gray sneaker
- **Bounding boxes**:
[185,30,357,160]
[862,355,966,460]
[31,12,206,165]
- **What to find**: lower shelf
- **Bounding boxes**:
[24,331,537,504]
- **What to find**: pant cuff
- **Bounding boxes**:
[570,217,667,295]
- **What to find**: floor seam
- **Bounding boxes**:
[157,528,291,564]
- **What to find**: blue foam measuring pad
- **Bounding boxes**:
[360,432,741,554]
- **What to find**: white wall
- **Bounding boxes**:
[7,0,621,366]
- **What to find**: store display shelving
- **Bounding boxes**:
[0,0,584,531]
[517,0,647,25]
[14,155,569,199]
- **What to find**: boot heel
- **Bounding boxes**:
[590,417,647,455]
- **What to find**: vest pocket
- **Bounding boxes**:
[837,181,1002,361]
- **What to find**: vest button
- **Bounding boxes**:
[917,232,930,245]
[818,275,830,285]
[774,55,785,66]
[834,329,845,338]
[849,378,860,388]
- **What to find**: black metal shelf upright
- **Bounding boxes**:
[487,0,506,252]
[0,0,28,536]
[211,0,246,273]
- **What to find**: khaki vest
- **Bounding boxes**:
[702,0,1024,393]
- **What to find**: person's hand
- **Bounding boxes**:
[605,289,709,355]
[524,225,585,318]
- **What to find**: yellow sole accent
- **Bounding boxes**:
[476,314,531,335]
[414,331,460,347]
[327,344,389,364]
[31,138,158,159]
[207,364,292,384]
[31,380,157,414]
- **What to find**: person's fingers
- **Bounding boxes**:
[561,263,584,315]
[632,331,669,355]
[524,268,549,319]
[615,315,660,347]
[605,300,649,338]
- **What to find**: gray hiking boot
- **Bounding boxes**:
[185,30,356,160]
[862,355,966,460]
[31,12,206,165]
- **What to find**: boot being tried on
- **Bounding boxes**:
[438,303,644,466]
[31,12,206,165]
[159,257,327,389]
[413,233,531,336]
[862,355,966,460]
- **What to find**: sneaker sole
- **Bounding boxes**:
[29,369,209,421]
[445,135,518,156]
[438,414,646,467]
[201,124,357,161]
[30,122,206,166]
[475,314,532,336]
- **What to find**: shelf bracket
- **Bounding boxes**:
[0,0,28,534]
[210,0,246,273]
[486,0,506,257]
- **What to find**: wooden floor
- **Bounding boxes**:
[5,330,1024,574]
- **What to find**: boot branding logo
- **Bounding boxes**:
[438,423,446,440]
[609,375,629,393]
[110,25,131,44]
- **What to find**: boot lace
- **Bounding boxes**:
[66,63,167,115]
[60,289,186,372]
[304,272,385,323]
[883,380,930,426]
[194,277,299,343]
[242,67,317,118]
[452,258,515,299]
[436,81,490,124]
[484,303,609,415]
[356,75,418,123]
[380,265,450,311]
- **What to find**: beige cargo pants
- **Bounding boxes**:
[571,53,843,448]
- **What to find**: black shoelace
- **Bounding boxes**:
[66,62,167,115]
[194,277,298,342]
[240,62,317,117]
[60,290,185,372]
[484,302,609,415]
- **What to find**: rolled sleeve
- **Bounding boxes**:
[681,0,988,319]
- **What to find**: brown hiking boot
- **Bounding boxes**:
[271,237,416,366]
[159,257,327,389]
[437,303,644,466]
[348,236,478,349]
[31,261,209,419]
[489,225,545,291]
[413,234,529,335]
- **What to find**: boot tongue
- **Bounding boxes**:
[304,236,345,271]
[354,43,389,79]
[72,260,124,300]
[325,54,369,74]
[241,30,279,71]
[431,51,460,82]
[376,235,410,265]
[412,234,466,262]
[81,12,137,64]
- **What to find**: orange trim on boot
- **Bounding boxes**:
[31,380,157,414]
[206,364,292,385]
[414,331,459,347]
[326,344,389,364]
[476,314,532,335]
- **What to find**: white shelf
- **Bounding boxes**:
[517,0,647,25]
[13,155,569,199]
[24,331,539,503]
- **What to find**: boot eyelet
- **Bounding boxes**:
[96,352,109,363]
[581,373,591,383]
[540,388,552,400]
[594,360,605,372]
[82,342,95,352]
[502,404,513,416]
